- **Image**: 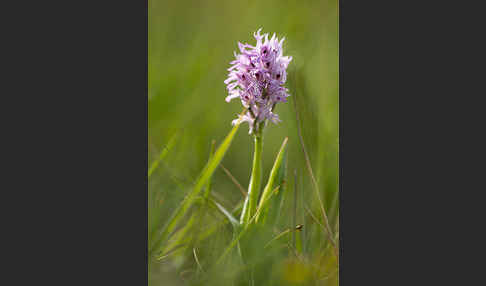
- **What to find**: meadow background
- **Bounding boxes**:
[149,0,339,285]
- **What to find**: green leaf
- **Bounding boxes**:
[215,185,279,265]
[269,143,288,225]
[264,228,291,249]
[239,134,263,225]
[156,243,188,261]
[209,198,240,227]
[159,212,196,258]
[148,131,179,178]
[255,137,288,223]
[150,111,244,256]
[197,199,244,242]
[204,140,216,199]
[159,196,243,260]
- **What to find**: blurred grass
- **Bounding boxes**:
[149,0,338,285]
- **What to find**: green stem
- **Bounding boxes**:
[240,133,263,225]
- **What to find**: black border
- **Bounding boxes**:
[9,0,479,284]
[14,0,149,284]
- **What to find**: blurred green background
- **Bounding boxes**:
[149,0,338,285]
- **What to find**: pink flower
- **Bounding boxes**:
[225,28,292,134]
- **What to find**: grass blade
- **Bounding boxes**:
[204,140,216,199]
[263,138,288,226]
[292,169,298,251]
[148,131,179,178]
[209,198,240,227]
[264,224,303,249]
[255,137,288,223]
[197,198,244,241]
[220,164,247,196]
[150,110,245,256]
[159,211,197,258]
[216,185,280,265]
[292,91,338,259]
[193,248,205,273]
[157,243,188,261]
[264,229,290,249]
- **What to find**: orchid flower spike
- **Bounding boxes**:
[225,28,292,134]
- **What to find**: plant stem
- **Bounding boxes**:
[240,133,263,225]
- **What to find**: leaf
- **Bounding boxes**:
[239,133,263,225]
[161,196,244,260]
[150,110,245,256]
[197,199,244,242]
[209,198,240,227]
[215,185,279,265]
[269,144,288,225]
[148,131,179,178]
[264,229,291,249]
[156,243,188,261]
[255,137,288,223]
[204,140,216,199]
[159,210,197,258]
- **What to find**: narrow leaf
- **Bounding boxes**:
[152,110,245,254]
[209,198,240,227]
[216,185,279,265]
[148,131,179,178]
[255,137,288,223]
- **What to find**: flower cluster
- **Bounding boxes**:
[225,28,292,134]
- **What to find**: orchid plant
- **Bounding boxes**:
[153,28,292,267]
[225,28,292,225]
